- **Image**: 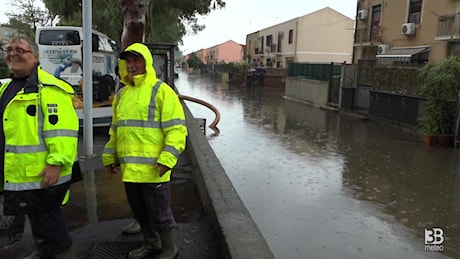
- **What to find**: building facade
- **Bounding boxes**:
[192,40,245,64]
[206,40,245,64]
[246,7,355,68]
[353,0,460,65]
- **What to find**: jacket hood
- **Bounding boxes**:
[118,43,157,86]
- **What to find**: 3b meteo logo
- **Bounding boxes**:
[424,228,444,252]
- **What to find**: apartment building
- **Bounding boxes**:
[354,0,460,65]
[246,7,355,68]
[206,40,245,64]
[195,48,208,64]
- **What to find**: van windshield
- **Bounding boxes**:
[38,30,80,46]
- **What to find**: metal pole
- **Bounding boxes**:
[82,0,94,156]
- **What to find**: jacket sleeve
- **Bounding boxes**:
[41,85,79,173]
[102,93,119,166]
[156,84,188,169]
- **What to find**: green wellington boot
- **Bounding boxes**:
[128,232,162,258]
[122,219,141,234]
[158,230,178,259]
[55,246,75,259]
[24,238,45,259]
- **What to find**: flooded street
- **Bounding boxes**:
[176,71,460,258]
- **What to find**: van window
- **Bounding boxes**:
[38,30,80,46]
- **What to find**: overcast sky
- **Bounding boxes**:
[0,0,357,54]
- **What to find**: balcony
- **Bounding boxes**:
[435,13,460,41]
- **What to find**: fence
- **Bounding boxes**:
[288,62,342,80]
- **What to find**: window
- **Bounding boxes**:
[38,30,80,45]
[408,0,422,23]
[277,31,283,52]
[371,5,381,41]
[288,29,293,44]
[266,35,273,46]
[259,36,264,51]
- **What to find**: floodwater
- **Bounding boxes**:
[176,70,460,258]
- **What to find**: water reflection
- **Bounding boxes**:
[177,71,459,258]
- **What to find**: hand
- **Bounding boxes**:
[154,163,170,177]
[106,164,119,175]
[38,165,61,188]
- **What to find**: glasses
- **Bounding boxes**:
[2,47,33,55]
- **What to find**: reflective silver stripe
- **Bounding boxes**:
[43,129,79,138]
[117,120,161,128]
[148,81,162,120]
[163,145,179,158]
[111,123,117,131]
[103,147,116,155]
[4,175,72,191]
[120,156,157,165]
[161,119,186,129]
[6,144,48,153]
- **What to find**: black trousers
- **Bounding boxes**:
[124,182,176,239]
[28,206,72,257]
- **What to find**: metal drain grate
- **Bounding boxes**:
[88,241,145,259]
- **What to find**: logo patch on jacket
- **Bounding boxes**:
[26,105,36,116]
[47,104,59,125]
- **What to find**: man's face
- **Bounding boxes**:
[4,39,38,78]
[125,54,146,80]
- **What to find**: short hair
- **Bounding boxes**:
[7,36,39,55]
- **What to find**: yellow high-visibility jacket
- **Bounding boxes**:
[0,65,79,191]
[102,43,187,183]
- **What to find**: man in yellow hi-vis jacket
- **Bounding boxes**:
[0,37,79,258]
[102,42,187,259]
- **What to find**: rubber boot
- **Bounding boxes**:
[24,238,45,258]
[158,230,178,259]
[55,245,75,259]
[128,232,162,259]
[122,219,141,234]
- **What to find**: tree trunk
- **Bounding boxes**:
[120,0,147,50]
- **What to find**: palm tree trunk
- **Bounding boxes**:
[120,0,147,50]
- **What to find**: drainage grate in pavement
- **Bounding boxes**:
[88,241,146,259]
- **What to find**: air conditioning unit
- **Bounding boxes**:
[377,44,390,54]
[401,23,416,35]
[357,9,368,20]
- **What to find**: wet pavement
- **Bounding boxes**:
[177,70,460,258]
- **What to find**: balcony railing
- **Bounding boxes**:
[436,13,460,41]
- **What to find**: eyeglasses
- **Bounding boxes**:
[2,47,33,55]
